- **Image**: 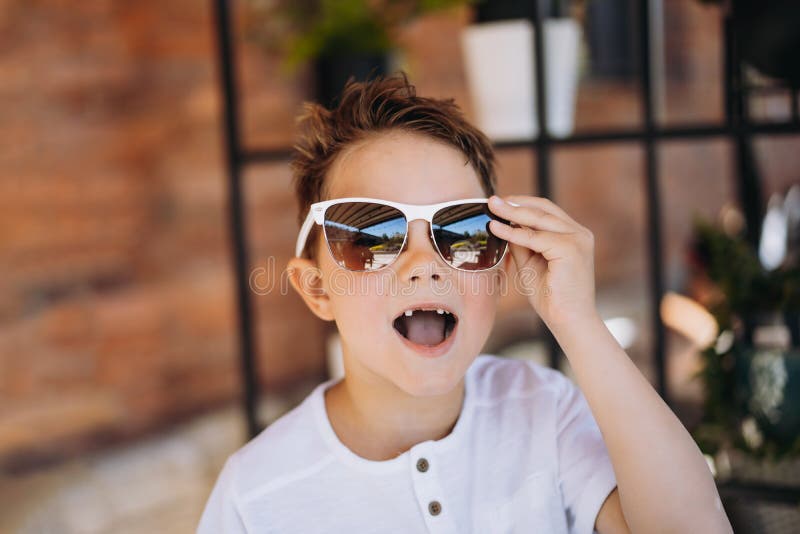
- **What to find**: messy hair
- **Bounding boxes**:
[290,71,498,260]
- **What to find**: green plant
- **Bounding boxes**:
[691,217,800,316]
[245,0,475,72]
[688,216,800,462]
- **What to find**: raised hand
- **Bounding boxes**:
[487,194,598,332]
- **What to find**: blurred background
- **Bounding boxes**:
[1,0,799,532]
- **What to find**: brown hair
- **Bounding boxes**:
[290,71,498,260]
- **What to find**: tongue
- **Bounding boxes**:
[405,311,445,346]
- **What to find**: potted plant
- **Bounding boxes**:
[460,0,583,141]
[245,0,474,108]
[688,205,800,466]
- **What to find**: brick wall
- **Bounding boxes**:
[0,0,323,471]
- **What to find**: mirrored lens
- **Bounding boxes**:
[432,203,508,270]
[323,202,406,270]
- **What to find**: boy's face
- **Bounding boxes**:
[290,130,508,398]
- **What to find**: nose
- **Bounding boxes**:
[393,219,448,282]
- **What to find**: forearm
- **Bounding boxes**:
[551,313,732,534]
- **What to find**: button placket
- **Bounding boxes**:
[409,446,458,534]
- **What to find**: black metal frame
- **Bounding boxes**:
[211,0,800,504]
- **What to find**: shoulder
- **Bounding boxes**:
[467,353,571,407]
[463,355,587,475]
[219,384,335,503]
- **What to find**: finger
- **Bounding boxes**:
[509,240,547,278]
[489,219,578,262]
[504,195,582,229]
[488,195,572,234]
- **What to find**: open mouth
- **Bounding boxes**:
[392,307,458,347]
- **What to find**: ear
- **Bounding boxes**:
[286,256,335,322]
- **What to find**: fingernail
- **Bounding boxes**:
[490,195,504,205]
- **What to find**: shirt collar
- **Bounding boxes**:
[311,358,479,475]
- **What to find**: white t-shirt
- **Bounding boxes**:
[197,354,618,534]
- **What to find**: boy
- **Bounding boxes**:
[198,73,732,533]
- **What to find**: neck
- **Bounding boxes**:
[325,366,465,461]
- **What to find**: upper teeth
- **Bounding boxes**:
[404,308,448,316]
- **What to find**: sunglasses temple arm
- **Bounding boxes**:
[294,211,317,258]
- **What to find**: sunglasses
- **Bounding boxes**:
[294,197,510,272]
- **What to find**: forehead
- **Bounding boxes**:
[325,130,486,204]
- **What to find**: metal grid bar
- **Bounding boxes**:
[528,1,561,372]
[724,6,763,249]
[242,121,800,163]
[211,0,261,439]
[638,0,669,405]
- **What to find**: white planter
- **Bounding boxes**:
[460,18,582,141]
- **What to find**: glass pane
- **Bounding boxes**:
[237,3,311,149]
[658,139,736,425]
[457,1,644,138]
[746,69,799,124]
[484,148,543,355]
[551,145,656,384]
[244,164,328,391]
[753,135,800,197]
[572,0,643,132]
[657,0,725,126]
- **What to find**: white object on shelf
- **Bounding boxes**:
[759,192,788,271]
[460,18,581,141]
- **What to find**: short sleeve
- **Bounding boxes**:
[556,374,618,534]
[197,454,248,534]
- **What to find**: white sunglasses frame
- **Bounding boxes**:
[294,197,510,272]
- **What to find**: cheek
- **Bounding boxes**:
[324,271,391,333]
[455,270,505,303]
[455,271,501,330]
